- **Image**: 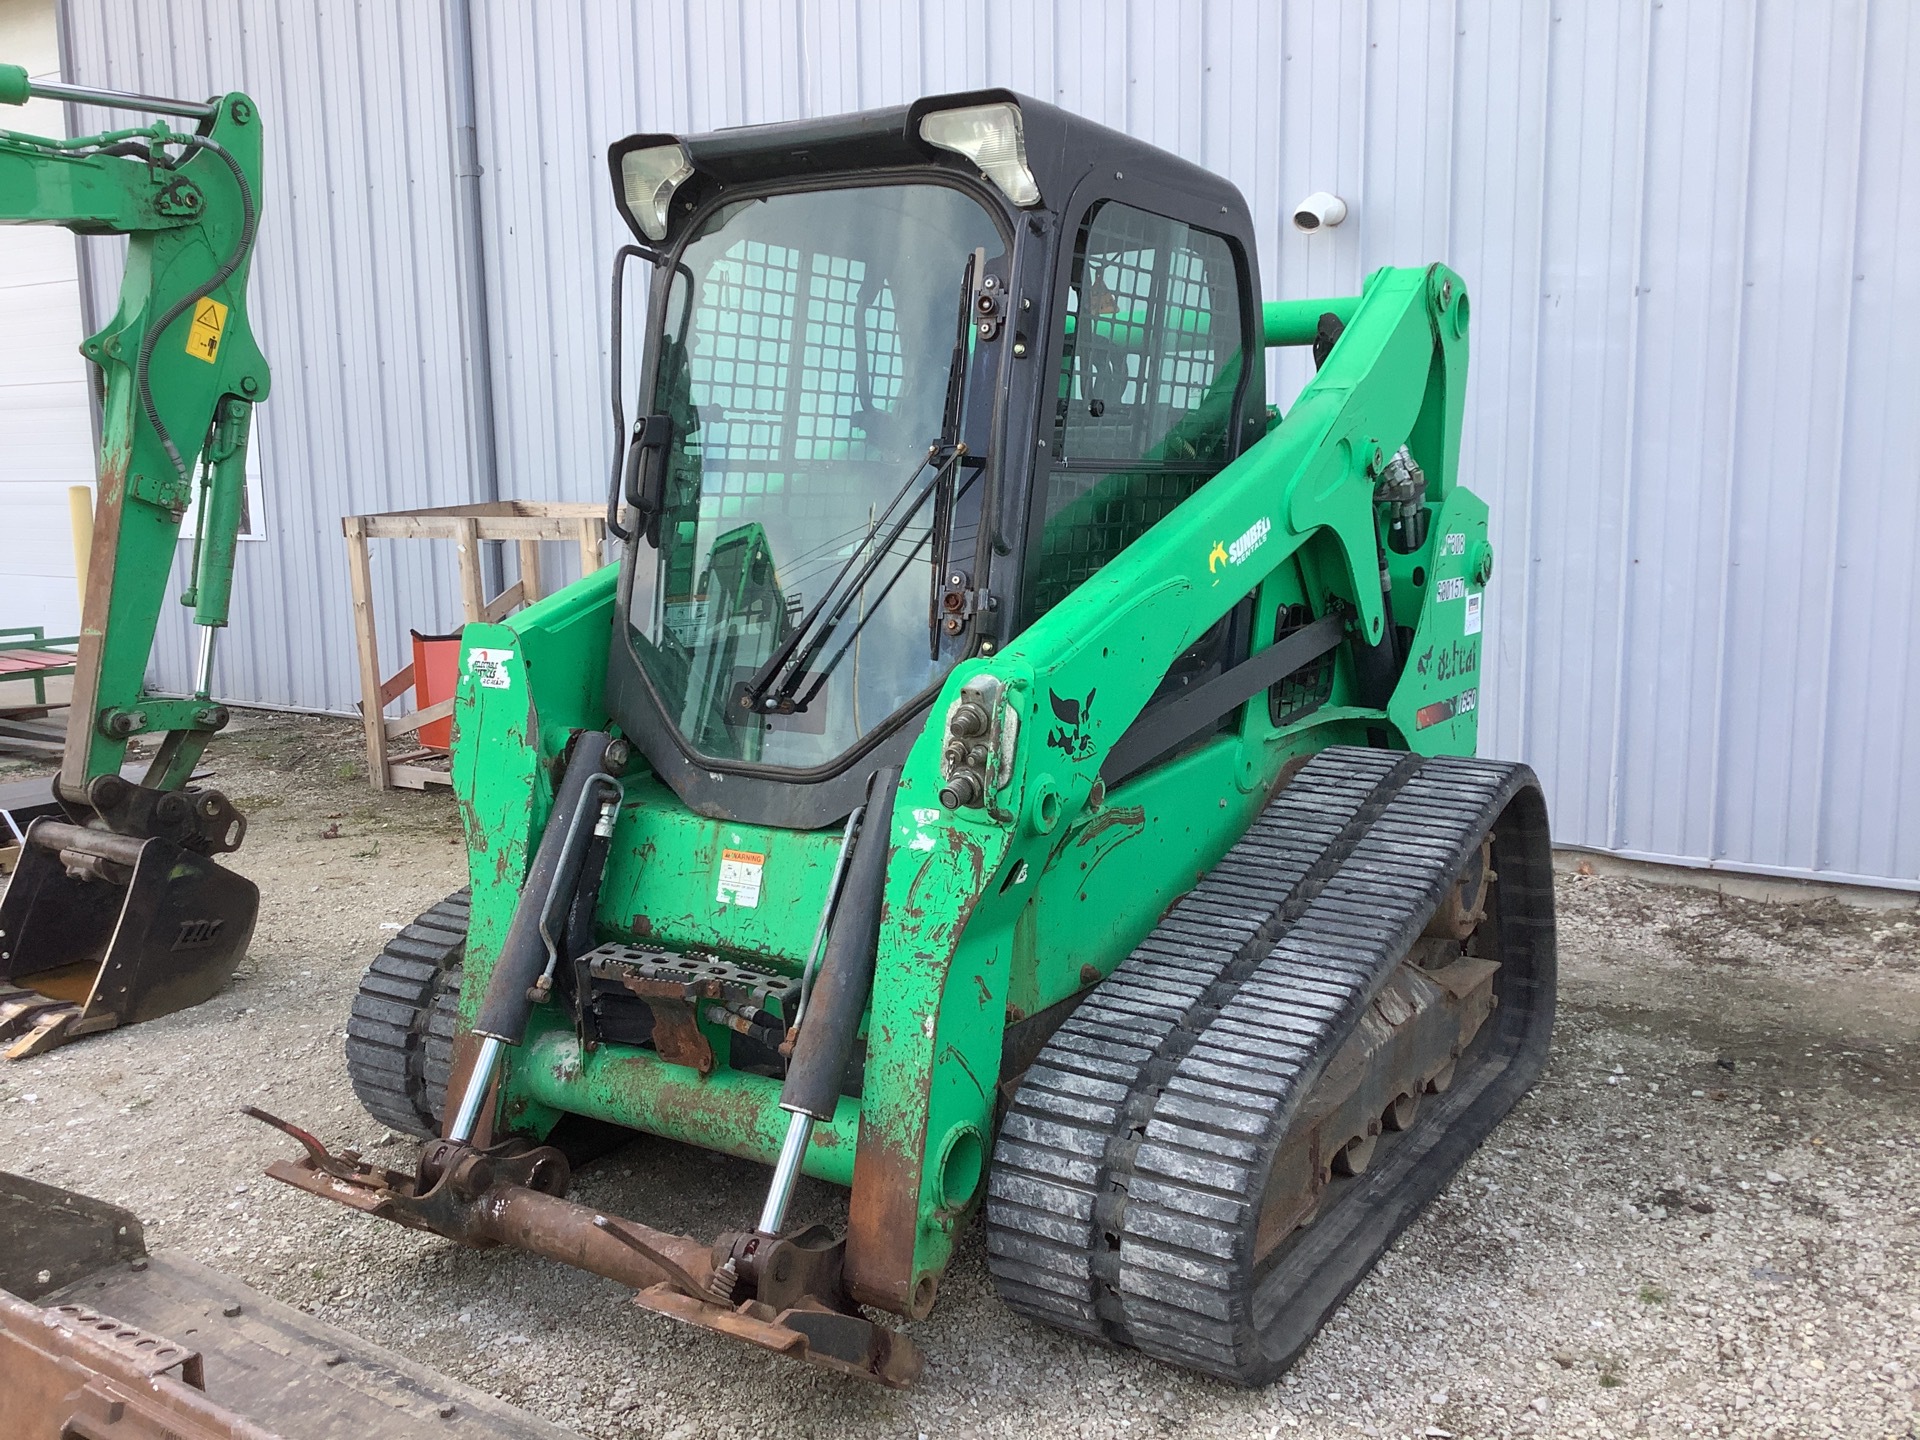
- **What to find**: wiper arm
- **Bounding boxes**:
[739,442,963,716]
[928,248,983,658]
[792,460,981,713]
[739,249,984,718]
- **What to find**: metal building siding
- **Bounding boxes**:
[61,0,480,712]
[50,0,1918,888]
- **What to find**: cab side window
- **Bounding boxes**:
[1027,201,1245,617]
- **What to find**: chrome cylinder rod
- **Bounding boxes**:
[446,1034,504,1144]
[194,625,218,699]
[755,805,863,1237]
[756,1110,814,1236]
[25,76,218,120]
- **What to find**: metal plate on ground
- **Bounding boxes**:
[40,1251,578,1439]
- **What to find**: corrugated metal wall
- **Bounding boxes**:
[60,0,486,712]
[0,0,95,639]
[51,0,1919,890]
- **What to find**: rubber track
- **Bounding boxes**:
[985,747,1554,1384]
[344,889,469,1139]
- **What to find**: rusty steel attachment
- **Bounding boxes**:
[247,1108,921,1387]
[0,1288,272,1440]
[0,1171,264,1439]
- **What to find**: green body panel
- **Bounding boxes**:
[0,88,269,797]
[453,264,1491,1309]
[1262,294,1362,346]
[594,776,845,959]
[451,566,619,1027]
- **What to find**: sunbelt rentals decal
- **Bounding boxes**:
[1208,517,1271,578]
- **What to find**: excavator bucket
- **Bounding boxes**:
[0,818,257,1058]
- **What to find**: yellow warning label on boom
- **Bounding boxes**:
[185,297,227,364]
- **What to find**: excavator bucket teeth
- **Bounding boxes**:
[0,818,256,1058]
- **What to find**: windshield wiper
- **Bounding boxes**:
[738,250,986,719]
[927,248,984,658]
[786,459,983,716]
[737,442,966,718]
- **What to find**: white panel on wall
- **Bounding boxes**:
[0,0,93,641]
[36,0,1918,890]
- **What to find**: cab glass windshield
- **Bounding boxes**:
[626,183,1004,769]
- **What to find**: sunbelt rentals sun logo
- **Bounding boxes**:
[1209,516,1271,577]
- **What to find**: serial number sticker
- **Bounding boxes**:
[1435,575,1467,602]
[466,647,513,689]
[186,296,227,364]
[1463,592,1482,636]
[717,848,766,908]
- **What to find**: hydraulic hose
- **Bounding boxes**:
[472,732,615,1043]
[133,129,257,494]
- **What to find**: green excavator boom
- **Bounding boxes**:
[0,64,269,1057]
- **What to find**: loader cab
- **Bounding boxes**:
[604,91,1264,827]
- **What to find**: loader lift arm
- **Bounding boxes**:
[0,65,270,1057]
[847,262,1483,1311]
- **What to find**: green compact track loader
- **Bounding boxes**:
[255,91,1555,1387]
[0,53,1552,1400]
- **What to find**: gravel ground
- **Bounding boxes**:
[3,712,1917,1440]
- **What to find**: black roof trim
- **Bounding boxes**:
[608,89,1250,245]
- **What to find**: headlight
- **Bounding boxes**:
[919,102,1041,207]
[620,142,695,241]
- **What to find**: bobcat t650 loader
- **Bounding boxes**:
[259,91,1556,1387]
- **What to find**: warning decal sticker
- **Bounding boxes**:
[1463,592,1482,636]
[717,848,766,908]
[186,297,228,364]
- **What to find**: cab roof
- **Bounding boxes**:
[608,88,1250,246]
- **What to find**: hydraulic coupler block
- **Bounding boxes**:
[1376,445,1431,555]
[936,675,1016,812]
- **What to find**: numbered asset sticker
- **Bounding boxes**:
[717,848,766,908]
[1463,592,1482,636]
[466,647,513,689]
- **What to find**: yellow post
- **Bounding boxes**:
[67,484,93,602]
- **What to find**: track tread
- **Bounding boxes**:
[344,889,469,1138]
[984,747,1555,1384]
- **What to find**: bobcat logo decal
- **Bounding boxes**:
[1045,687,1097,761]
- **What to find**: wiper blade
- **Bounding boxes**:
[739,442,963,716]
[792,460,981,712]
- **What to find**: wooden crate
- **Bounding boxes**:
[343,502,607,791]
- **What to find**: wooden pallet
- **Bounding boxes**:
[342,502,607,791]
